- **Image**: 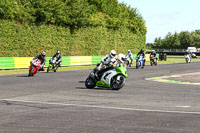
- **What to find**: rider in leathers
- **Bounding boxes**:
[150,50,157,62]
[95,50,117,79]
[137,49,146,65]
[52,50,62,67]
[34,51,46,71]
[126,49,133,66]
[184,50,191,63]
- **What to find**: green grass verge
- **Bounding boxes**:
[1,58,200,75]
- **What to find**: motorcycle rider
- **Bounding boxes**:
[125,50,133,66]
[150,50,158,63]
[137,48,146,65]
[115,53,126,68]
[95,50,117,79]
[184,50,191,63]
[51,50,62,67]
[33,51,46,71]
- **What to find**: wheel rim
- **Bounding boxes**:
[111,75,124,89]
[87,78,93,86]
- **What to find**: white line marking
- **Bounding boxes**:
[1,99,200,115]
[176,106,191,108]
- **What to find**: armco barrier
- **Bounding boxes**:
[70,56,92,66]
[0,57,15,69]
[0,54,155,70]
[0,56,103,69]
[14,57,33,68]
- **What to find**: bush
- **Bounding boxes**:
[0,20,145,57]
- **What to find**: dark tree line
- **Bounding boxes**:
[151,30,200,49]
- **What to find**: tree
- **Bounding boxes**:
[179,31,192,48]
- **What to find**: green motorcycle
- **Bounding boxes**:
[85,64,127,90]
[47,58,59,73]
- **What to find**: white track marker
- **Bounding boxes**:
[176,105,191,108]
[1,99,200,115]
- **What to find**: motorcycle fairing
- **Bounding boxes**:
[96,69,117,88]
[137,56,144,68]
[115,65,127,78]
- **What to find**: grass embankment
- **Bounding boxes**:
[1,56,200,75]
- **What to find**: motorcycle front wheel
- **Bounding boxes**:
[28,68,34,77]
[136,62,139,69]
[47,66,51,73]
[110,75,125,90]
[85,77,96,89]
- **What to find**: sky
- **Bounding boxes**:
[118,0,200,43]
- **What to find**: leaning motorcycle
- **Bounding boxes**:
[150,56,157,66]
[47,58,59,72]
[28,59,41,77]
[136,56,144,69]
[184,54,191,63]
[85,64,127,90]
[125,56,132,67]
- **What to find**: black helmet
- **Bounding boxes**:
[141,49,144,52]
[56,50,60,55]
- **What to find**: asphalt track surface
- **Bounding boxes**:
[1,62,200,133]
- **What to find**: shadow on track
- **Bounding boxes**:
[77,81,115,90]
[16,75,29,77]
[76,86,113,90]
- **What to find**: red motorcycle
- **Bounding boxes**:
[28,59,41,77]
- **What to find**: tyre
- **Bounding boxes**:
[54,66,58,72]
[150,61,153,66]
[28,68,34,77]
[141,62,144,69]
[136,62,139,69]
[85,77,96,89]
[185,59,188,63]
[47,66,50,73]
[110,75,125,90]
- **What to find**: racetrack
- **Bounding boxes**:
[1,62,200,133]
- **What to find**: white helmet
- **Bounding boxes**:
[117,53,126,63]
[128,49,131,53]
[110,50,116,58]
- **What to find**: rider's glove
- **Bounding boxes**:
[108,64,114,69]
[102,65,107,69]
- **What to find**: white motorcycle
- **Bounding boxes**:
[184,54,191,63]
[85,64,127,90]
